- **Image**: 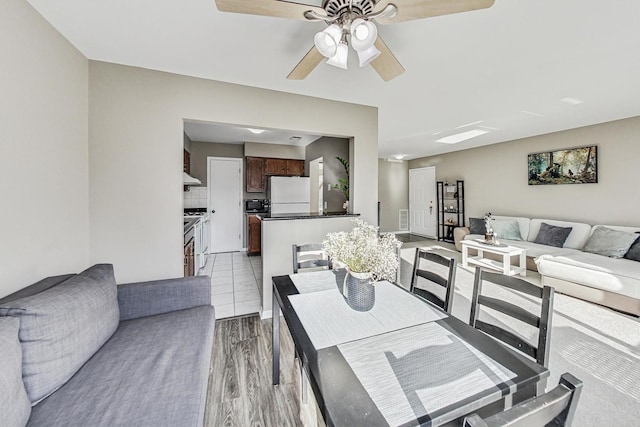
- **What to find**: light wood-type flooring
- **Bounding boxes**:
[204,315,324,426]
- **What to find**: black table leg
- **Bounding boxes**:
[272,288,280,386]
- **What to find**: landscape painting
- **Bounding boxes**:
[528,145,597,185]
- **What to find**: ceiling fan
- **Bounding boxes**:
[214,0,495,81]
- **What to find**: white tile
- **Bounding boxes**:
[213,292,234,305]
[234,301,261,316]
[211,284,234,295]
[211,276,233,286]
[234,281,259,292]
[214,303,235,319]
[212,270,233,278]
[233,266,254,274]
[212,263,233,272]
[233,273,256,283]
[235,289,261,303]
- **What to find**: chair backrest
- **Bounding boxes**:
[410,249,456,313]
[470,269,554,367]
[292,243,332,273]
[463,373,583,427]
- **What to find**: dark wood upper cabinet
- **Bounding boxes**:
[264,158,288,175]
[286,159,304,176]
[246,157,265,193]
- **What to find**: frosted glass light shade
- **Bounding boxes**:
[356,44,381,67]
[326,43,349,69]
[350,19,377,52]
[314,24,342,58]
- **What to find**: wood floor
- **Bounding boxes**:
[204,315,322,427]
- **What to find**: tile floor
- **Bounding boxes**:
[198,252,263,319]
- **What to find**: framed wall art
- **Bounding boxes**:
[528,145,597,185]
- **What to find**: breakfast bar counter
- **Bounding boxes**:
[257,212,360,221]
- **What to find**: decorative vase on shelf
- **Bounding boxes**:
[343,270,375,312]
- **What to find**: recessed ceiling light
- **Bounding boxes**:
[393,154,405,160]
[247,128,265,134]
[289,136,302,141]
[436,129,489,144]
[561,97,583,105]
[521,110,544,117]
[456,120,484,129]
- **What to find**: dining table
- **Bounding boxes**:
[272,269,549,427]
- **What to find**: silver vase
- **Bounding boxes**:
[343,271,375,312]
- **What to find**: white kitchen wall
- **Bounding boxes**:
[184,187,208,208]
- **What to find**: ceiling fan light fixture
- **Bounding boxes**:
[326,42,349,69]
[356,44,381,67]
[314,24,342,58]
[350,19,377,51]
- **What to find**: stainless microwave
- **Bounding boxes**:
[245,199,268,213]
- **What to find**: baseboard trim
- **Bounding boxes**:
[261,309,272,320]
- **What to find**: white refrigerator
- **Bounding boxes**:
[269,176,311,214]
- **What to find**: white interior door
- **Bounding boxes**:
[409,167,436,238]
[208,157,242,253]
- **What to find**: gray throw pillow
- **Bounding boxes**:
[624,233,640,262]
[469,217,486,235]
[533,222,573,248]
[491,220,523,241]
[0,264,119,404]
[584,227,639,258]
[0,317,31,426]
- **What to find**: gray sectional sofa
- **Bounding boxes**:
[454,216,640,316]
[0,264,215,427]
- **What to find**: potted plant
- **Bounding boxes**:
[323,219,402,311]
[333,156,349,210]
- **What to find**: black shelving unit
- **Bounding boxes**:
[437,180,465,243]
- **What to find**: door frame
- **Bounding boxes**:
[207,156,244,253]
[409,166,437,238]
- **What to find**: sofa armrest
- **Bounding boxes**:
[454,227,470,252]
[117,276,211,321]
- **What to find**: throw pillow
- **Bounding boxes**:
[624,232,640,262]
[0,317,31,426]
[533,222,573,248]
[584,227,639,258]
[491,220,523,241]
[0,264,119,404]
[469,217,486,235]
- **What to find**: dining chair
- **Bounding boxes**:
[463,372,583,427]
[292,243,332,273]
[410,248,456,313]
[470,269,554,367]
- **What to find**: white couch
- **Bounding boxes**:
[454,217,640,316]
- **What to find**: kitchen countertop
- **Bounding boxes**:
[256,212,360,221]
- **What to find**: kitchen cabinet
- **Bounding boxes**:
[265,158,288,175]
[184,237,195,277]
[246,157,265,193]
[285,159,305,176]
[247,214,262,255]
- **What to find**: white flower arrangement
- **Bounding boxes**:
[323,219,402,282]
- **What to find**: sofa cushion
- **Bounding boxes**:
[625,233,640,262]
[28,306,215,427]
[0,317,31,427]
[533,222,573,248]
[529,219,592,249]
[492,219,523,241]
[583,226,638,258]
[469,217,486,235]
[0,264,119,404]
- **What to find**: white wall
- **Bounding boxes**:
[409,117,640,226]
[378,159,409,232]
[0,0,89,298]
[89,62,378,283]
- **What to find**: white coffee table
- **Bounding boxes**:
[461,239,527,277]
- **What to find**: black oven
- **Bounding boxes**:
[245,199,268,213]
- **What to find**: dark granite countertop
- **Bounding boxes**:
[256,212,360,221]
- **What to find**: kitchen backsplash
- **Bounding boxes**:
[184,187,207,208]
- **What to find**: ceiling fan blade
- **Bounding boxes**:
[370,37,405,82]
[215,0,327,21]
[373,0,495,23]
[287,46,324,80]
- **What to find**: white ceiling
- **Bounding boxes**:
[184,120,323,146]
[28,0,640,159]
